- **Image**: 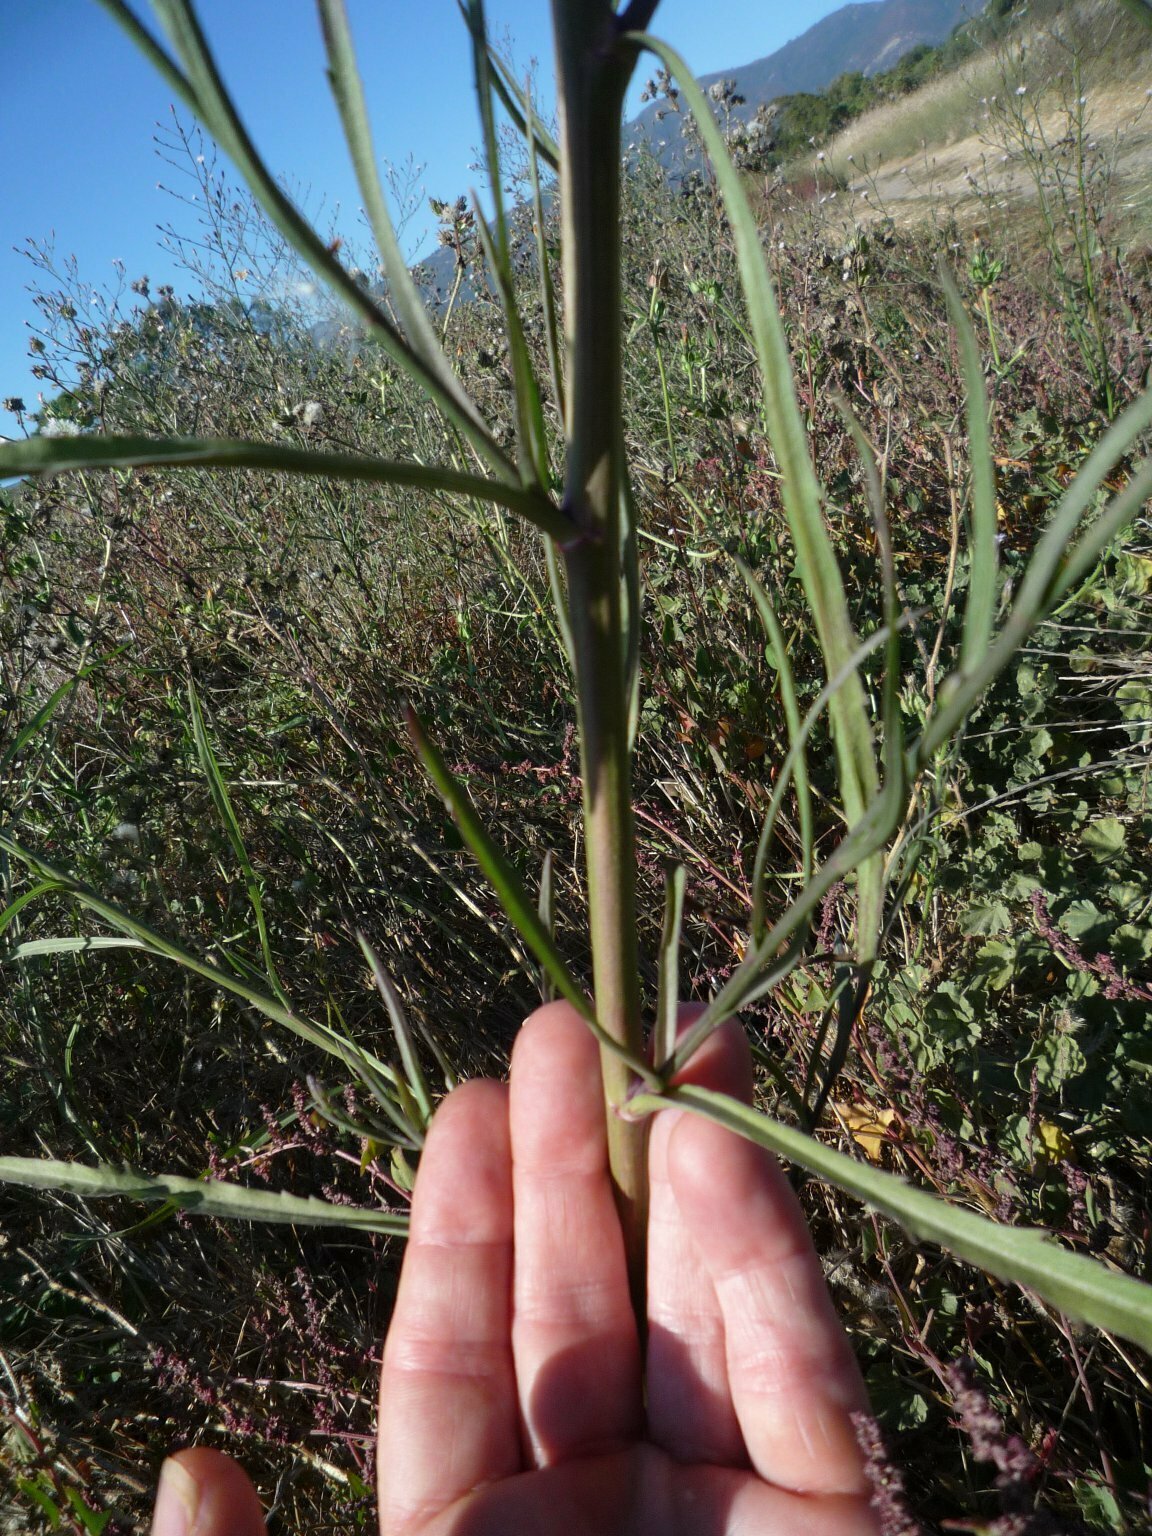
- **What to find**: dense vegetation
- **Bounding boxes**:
[2,2,1151,1531]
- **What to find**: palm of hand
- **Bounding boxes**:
[377,1004,879,1536]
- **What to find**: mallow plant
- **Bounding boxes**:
[2,0,1152,1363]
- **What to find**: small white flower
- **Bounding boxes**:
[41,419,82,438]
[817,151,825,161]
[301,401,324,429]
[112,822,141,845]
[1015,85,1027,96]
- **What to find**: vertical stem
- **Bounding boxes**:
[551,0,649,1315]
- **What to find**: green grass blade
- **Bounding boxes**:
[4,936,145,961]
[620,474,642,751]
[537,851,557,1004]
[317,0,480,424]
[0,1156,408,1236]
[654,863,686,1071]
[356,933,434,1130]
[0,663,104,774]
[737,558,813,914]
[831,396,906,971]
[630,35,879,860]
[525,84,565,423]
[459,0,555,494]
[478,23,561,171]
[471,201,552,488]
[744,614,912,949]
[627,1087,1152,1355]
[0,883,63,938]
[187,681,285,1005]
[460,0,510,262]
[0,831,399,1087]
[133,0,513,480]
[941,266,999,675]
[0,433,570,538]
[96,0,194,104]
[920,449,1152,762]
[406,709,658,1085]
[667,769,907,1079]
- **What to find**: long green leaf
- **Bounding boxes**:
[744,614,911,953]
[654,863,686,1071]
[537,850,557,1005]
[3,936,145,961]
[0,1156,408,1235]
[107,0,511,479]
[666,767,907,1079]
[406,710,658,1085]
[0,433,570,538]
[629,36,879,855]
[187,681,285,1005]
[471,197,552,489]
[920,450,1152,761]
[481,27,561,171]
[317,0,475,422]
[0,883,68,939]
[737,559,813,910]
[941,267,999,675]
[525,83,565,423]
[627,1086,1152,1354]
[357,933,433,1131]
[0,831,399,1089]
[0,662,105,774]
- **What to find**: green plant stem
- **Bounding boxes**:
[552,0,649,1316]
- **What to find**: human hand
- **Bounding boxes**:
[151,1001,879,1535]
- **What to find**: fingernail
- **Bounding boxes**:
[152,1457,200,1536]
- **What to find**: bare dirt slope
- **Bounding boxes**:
[839,86,1152,244]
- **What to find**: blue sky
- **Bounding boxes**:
[2,0,847,417]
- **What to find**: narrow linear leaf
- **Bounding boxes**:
[0,882,66,938]
[921,451,1152,761]
[480,27,561,170]
[406,709,658,1085]
[745,614,912,954]
[830,397,906,971]
[537,851,557,1005]
[470,195,552,488]
[668,768,907,1078]
[628,1087,1152,1355]
[188,681,285,1005]
[0,831,399,1089]
[654,863,687,1071]
[737,558,813,911]
[356,933,433,1130]
[0,1156,408,1236]
[629,34,878,847]
[4,936,145,961]
[0,433,571,539]
[114,0,511,478]
[317,0,480,425]
[525,82,565,423]
[0,662,105,774]
[941,266,999,674]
